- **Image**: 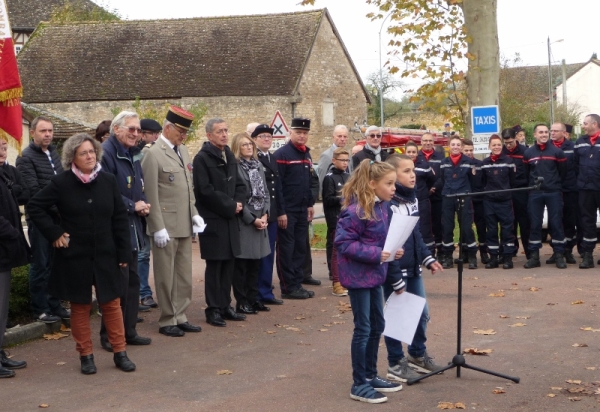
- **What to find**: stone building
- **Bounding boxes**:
[16,9,370,157]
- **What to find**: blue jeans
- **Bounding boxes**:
[383,276,429,365]
[28,221,61,316]
[138,233,153,299]
[528,191,565,253]
[348,286,385,386]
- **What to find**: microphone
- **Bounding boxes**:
[534,176,544,189]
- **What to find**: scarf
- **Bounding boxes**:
[394,182,416,202]
[450,153,461,166]
[421,148,434,161]
[590,131,600,146]
[71,162,102,184]
[365,143,382,162]
[239,157,266,211]
[551,138,564,148]
[293,143,307,153]
[538,143,547,151]
[490,154,500,162]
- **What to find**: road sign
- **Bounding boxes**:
[270,110,289,151]
[471,105,500,135]
[472,133,492,155]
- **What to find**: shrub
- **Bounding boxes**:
[8,265,30,322]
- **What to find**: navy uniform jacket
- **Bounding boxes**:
[322,167,350,228]
[502,144,528,188]
[573,134,600,191]
[523,143,567,192]
[418,149,445,200]
[257,151,285,222]
[552,139,577,192]
[414,158,435,202]
[481,153,516,201]
[469,157,485,203]
[273,141,315,214]
[440,154,474,196]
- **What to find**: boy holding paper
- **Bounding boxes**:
[384,154,444,382]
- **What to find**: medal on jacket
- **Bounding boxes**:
[187,163,193,171]
[127,176,132,188]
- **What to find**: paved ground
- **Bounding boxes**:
[3,244,600,411]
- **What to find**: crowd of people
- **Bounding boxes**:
[1,108,599,403]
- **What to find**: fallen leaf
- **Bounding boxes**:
[568,397,581,401]
[511,282,518,285]
[566,379,582,384]
[547,303,557,305]
[551,387,563,390]
[320,297,327,300]
[319,329,328,332]
[489,291,505,297]
[523,276,532,279]
[568,387,585,393]
[463,348,493,355]
[474,329,496,335]
[492,388,506,394]
[336,301,352,313]
[217,370,233,375]
[499,315,509,318]
[286,327,301,332]
[237,324,245,327]
[455,403,466,410]
[509,323,526,327]
[572,343,588,347]
[60,324,71,332]
[586,367,597,370]
[39,405,49,409]
[547,394,556,398]
[56,361,66,366]
[323,324,332,327]
[571,300,585,305]
[266,331,276,334]
[294,316,305,320]
[472,277,479,280]
[516,316,531,319]
[333,321,345,325]
[529,287,540,292]
[43,332,68,340]
[438,402,466,410]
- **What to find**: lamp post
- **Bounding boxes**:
[378,10,393,128]
[547,37,563,124]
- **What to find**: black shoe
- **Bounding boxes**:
[468,251,478,269]
[480,251,491,264]
[328,274,333,281]
[485,256,499,269]
[545,253,556,264]
[53,306,71,320]
[158,325,185,337]
[302,276,321,286]
[554,252,567,269]
[177,322,202,333]
[564,251,576,264]
[222,306,246,321]
[0,350,26,370]
[441,254,453,269]
[236,303,258,315]
[580,252,595,269]
[137,317,144,323]
[0,367,15,378]
[300,287,315,298]
[502,255,513,269]
[114,351,136,372]
[126,335,152,345]
[138,304,151,313]
[80,354,97,375]
[206,310,226,327]
[282,289,310,300]
[262,298,284,305]
[141,296,158,308]
[100,339,113,352]
[251,301,270,312]
[524,250,540,268]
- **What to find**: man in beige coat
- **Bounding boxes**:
[141,106,204,337]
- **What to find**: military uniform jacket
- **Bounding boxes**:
[258,151,284,222]
[573,134,600,191]
[481,153,516,202]
[418,149,445,200]
[140,135,198,238]
[440,154,474,196]
[502,144,528,188]
[274,141,315,214]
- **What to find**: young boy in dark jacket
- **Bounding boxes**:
[322,148,351,296]
[383,155,444,382]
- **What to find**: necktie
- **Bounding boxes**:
[173,145,182,159]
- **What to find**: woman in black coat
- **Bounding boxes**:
[0,140,30,378]
[27,133,135,375]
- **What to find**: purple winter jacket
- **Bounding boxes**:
[335,200,390,289]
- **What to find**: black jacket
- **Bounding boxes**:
[573,134,600,191]
[257,151,284,222]
[322,167,350,228]
[0,168,31,272]
[2,163,29,205]
[193,142,247,260]
[523,143,567,192]
[418,149,445,200]
[273,141,315,214]
[481,153,516,201]
[553,139,576,192]
[351,146,390,170]
[502,144,528,188]
[469,157,485,203]
[414,157,435,202]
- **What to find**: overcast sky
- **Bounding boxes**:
[97,0,598,98]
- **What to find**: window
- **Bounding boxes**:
[15,45,22,55]
[322,99,334,126]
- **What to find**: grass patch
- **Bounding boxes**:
[311,223,327,249]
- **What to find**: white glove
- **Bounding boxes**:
[192,215,206,234]
[154,228,170,248]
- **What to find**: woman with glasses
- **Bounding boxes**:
[27,133,136,375]
[230,133,271,314]
[351,125,389,169]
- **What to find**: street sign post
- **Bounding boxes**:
[270,110,289,151]
[471,105,500,155]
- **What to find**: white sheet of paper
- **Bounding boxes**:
[383,292,427,345]
[383,213,419,262]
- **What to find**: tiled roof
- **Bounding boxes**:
[17,10,358,103]
[6,0,102,31]
[21,103,96,140]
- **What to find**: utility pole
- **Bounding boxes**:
[561,59,567,109]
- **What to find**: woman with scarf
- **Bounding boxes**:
[27,133,135,375]
[231,133,271,314]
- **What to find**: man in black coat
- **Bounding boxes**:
[193,118,247,326]
[16,116,68,324]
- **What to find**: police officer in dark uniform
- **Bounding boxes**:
[250,124,284,305]
[274,118,315,299]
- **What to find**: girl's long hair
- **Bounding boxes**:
[342,159,395,220]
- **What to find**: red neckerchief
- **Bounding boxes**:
[552,138,564,148]
[590,131,600,146]
[450,153,461,166]
[293,143,307,153]
[538,143,547,151]
[490,154,500,162]
[506,145,517,154]
[421,149,434,161]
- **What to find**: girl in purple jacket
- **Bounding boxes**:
[335,159,404,404]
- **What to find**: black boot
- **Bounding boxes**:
[580,252,594,269]
[564,249,576,264]
[524,250,540,268]
[114,351,136,372]
[545,253,556,264]
[80,354,97,375]
[485,255,498,269]
[502,254,514,269]
[554,252,567,269]
[441,253,453,269]
[0,367,15,378]
[480,249,491,264]
[0,349,26,370]
[468,251,477,269]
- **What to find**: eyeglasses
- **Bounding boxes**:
[334,158,350,162]
[171,125,189,136]
[368,134,382,138]
[256,134,273,139]
[77,149,96,157]
[142,130,161,135]
[241,143,253,148]
[120,125,142,134]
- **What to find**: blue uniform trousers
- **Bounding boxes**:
[441,197,477,253]
[528,191,565,253]
[579,190,600,252]
[418,199,435,254]
[276,211,308,294]
[483,199,516,256]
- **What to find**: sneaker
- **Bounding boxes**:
[141,296,158,308]
[53,307,71,320]
[299,287,315,298]
[407,351,445,374]
[350,383,388,404]
[138,304,151,313]
[367,376,402,393]
[37,313,60,324]
[332,282,348,297]
[387,357,420,382]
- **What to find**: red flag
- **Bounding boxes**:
[0,0,23,151]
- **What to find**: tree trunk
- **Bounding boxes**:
[462,0,499,138]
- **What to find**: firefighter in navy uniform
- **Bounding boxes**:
[501,128,531,259]
[274,118,316,299]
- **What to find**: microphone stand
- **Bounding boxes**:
[407,179,543,386]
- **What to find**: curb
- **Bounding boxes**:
[4,321,62,347]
